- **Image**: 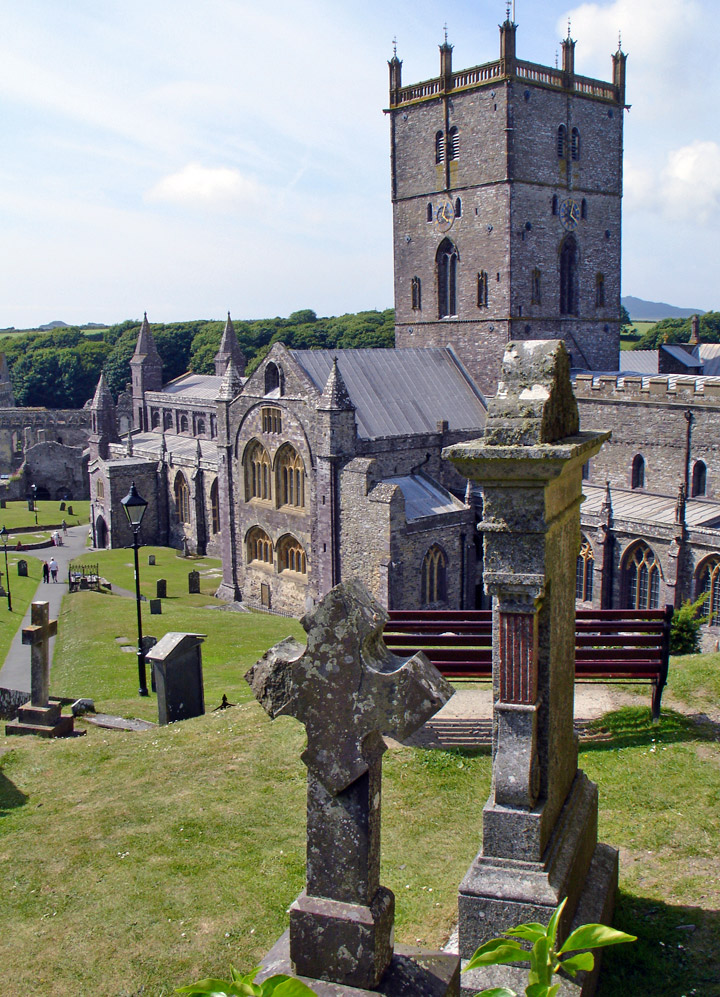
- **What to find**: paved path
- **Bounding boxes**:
[0,525,91,693]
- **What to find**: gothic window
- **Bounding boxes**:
[581,198,588,219]
[174,472,191,524]
[477,270,488,308]
[448,126,459,160]
[427,202,433,222]
[276,445,306,509]
[277,534,307,574]
[197,418,206,436]
[96,480,105,500]
[264,362,283,396]
[622,542,661,610]
[571,128,581,161]
[595,273,605,308]
[411,276,422,310]
[576,537,594,602]
[531,268,542,305]
[247,526,273,566]
[210,415,217,438]
[557,124,567,159]
[435,131,445,164]
[210,478,220,533]
[437,238,458,318]
[180,414,189,433]
[697,557,720,625]
[262,407,282,434]
[552,194,558,215]
[163,410,173,430]
[454,197,462,218]
[421,544,447,606]
[631,454,645,490]
[244,440,272,502]
[151,410,161,429]
[559,235,578,315]
[692,460,707,497]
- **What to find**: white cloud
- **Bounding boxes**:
[145,163,263,208]
[661,140,720,222]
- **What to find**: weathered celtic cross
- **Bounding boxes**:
[246,579,458,994]
[23,601,57,708]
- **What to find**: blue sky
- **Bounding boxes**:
[1,0,717,328]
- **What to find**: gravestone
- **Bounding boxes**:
[59,502,66,511]
[0,498,6,508]
[247,579,460,996]
[146,632,206,725]
[150,598,162,615]
[444,341,615,996]
[5,601,74,737]
[17,560,28,577]
[27,499,34,512]
[0,571,5,597]
[188,570,200,594]
[182,536,190,557]
[156,578,167,599]
[148,554,156,566]
[67,505,73,516]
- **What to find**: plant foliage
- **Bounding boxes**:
[176,965,316,996]
[670,592,708,656]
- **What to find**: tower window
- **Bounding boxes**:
[435,131,445,164]
[437,238,458,318]
[631,454,645,490]
[151,410,160,429]
[559,235,578,315]
[581,198,587,219]
[180,414,189,433]
[557,124,567,159]
[595,273,605,308]
[531,268,541,305]
[448,126,459,161]
[426,202,433,222]
[411,276,422,310]
[571,128,581,161]
[552,195,558,215]
[692,460,707,497]
[477,270,488,308]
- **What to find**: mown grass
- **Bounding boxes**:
[0,499,90,531]
[70,545,225,603]
[0,554,45,664]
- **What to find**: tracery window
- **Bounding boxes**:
[262,407,282,434]
[576,537,594,602]
[96,480,105,500]
[277,534,307,574]
[247,526,273,566]
[631,454,645,490]
[411,276,422,310]
[437,238,458,318]
[174,472,191,524]
[692,460,707,497]
[210,478,220,534]
[623,542,661,610]
[245,441,272,501]
[559,235,578,315]
[151,410,161,429]
[180,414,189,433]
[421,544,448,606]
[276,445,306,509]
[697,557,720,625]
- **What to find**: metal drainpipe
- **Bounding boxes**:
[684,409,693,494]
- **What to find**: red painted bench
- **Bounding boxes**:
[383,606,673,720]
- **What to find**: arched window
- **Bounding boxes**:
[210,478,220,533]
[581,198,588,219]
[163,410,173,429]
[454,197,462,218]
[411,276,422,310]
[436,238,458,318]
[277,534,307,574]
[276,445,306,509]
[557,124,567,159]
[244,441,272,501]
[262,407,282,434]
[174,472,191,524]
[595,273,605,308]
[151,410,161,429]
[692,460,707,497]
[631,454,645,490]
[435,130,445,164]
[571,127,581,161]
[421,544,448,606]
[531,269,541,305]
[180,414,189,433]
[697,557,720,625]
[264,362,282,396]
[427,203,433,222]
[197,418,206,436]
[559,235,578,315]
[96,480,105,501]
[576,537,594,602]
[477,271,488,308]
[448,127,459,161]
[623,542,661,610]
[247,526,273,566]
[552,194,558,215]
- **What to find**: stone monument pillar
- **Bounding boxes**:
[247,579,460,996]
[444,341,616,996]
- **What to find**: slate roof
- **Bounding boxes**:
[700,343,720,376]
[618,351,658,375]
[384,474,467,521]
[290,348,487,439]
[109,433,219,466]
[582,484,720,529]
[661,344,703,368]
[160,373,226,400]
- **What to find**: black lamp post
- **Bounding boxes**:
[30,483,38,525]
[0,526,11,612]
[121,481,149,696]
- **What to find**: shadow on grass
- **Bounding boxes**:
[579,706,715,752]
[0,770,28,816]
[599,890,720,997]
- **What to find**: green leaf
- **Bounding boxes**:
[505,923,547,943]
[560,952,595,977]
[558,924,637,954]
[530,937,551,987]
[526,985,560,997]
[472,989,518,997]
[271,979,319,997]
[175,980,235,995]
[546,898,567,950]
[465,938,527,971]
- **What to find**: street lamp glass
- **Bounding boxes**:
[0,527,6,541]
[121,481,148,528]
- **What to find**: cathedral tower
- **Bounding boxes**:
[130,312,163,431]
[88,372,118,460]
[386,19,626,395]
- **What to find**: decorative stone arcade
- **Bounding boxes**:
[445,341,616,997]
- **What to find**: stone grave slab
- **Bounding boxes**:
[146,632,206,724]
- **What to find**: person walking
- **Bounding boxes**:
[42,561,50,583]
[49,557,59,583]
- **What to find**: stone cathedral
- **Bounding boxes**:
[84,16,720,640]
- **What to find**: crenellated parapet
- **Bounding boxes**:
[574,373,720,405]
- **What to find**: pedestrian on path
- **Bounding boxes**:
[42,561,49,583]
[49,557,59,583]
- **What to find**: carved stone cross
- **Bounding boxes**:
[22,601,57,709]
[246,579,453,990]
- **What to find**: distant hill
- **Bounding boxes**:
[37,320,69,331]
[622,296,704,322]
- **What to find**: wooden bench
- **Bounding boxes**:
[383,606,673,720]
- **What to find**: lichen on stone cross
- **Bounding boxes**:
[246,578,453,794]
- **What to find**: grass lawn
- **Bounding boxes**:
[0,554,45,664]
[0,499,90,531]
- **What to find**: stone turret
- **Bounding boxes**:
[214,312,246,377]
[130,313,163,431]
[88,372,118,460]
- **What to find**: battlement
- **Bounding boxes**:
[574,374,720,405]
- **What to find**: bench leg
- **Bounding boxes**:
[651,680,663,723]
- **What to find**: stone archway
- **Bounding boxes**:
[95,515,108,549]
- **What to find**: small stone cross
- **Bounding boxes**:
[22,601,57,709]
[246,579,453,989]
